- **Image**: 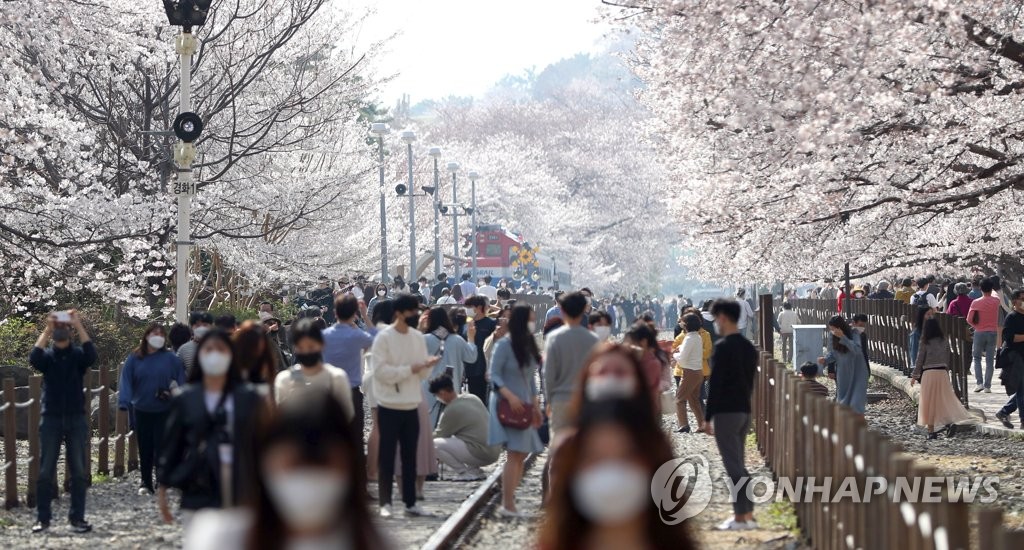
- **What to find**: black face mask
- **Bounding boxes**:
[295,351,322,367]
[52,327,71,343]
[404,314,421,327]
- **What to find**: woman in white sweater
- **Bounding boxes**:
[674,314,707,433]
[367,295,439,518]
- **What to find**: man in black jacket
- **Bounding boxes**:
[706,299,759,531]
[28,310,96,534]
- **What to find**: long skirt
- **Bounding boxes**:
[918,368,976,428]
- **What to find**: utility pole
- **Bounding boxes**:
[172,30,198,324]
[429,148,442,279]
[402,131,417,280]
[447,162,460,278]
[370,123,389,282]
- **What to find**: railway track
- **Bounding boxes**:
[418,453,540,550]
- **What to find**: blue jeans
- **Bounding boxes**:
[908,330,920,371]
[37,414,88,523]
[972,331,997,388]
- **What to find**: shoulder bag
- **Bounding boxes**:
[497,363,534,430]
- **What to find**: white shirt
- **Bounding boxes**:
[369,325,432,410]
[437,295,457,305]
[477,284,498,301]
[679,332,703,371]
[912,291,939,309]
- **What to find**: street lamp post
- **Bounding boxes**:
[447,162,460,278]
[468,171,479,279]
[370,122,389,282]
[401,130,417,280]
[162,0,212,323]
[429,147,442,279]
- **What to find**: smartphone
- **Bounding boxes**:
[54,311,71,323]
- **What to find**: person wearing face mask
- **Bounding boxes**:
[29,310,96,534]
[178,311,214,376]
[462,296,495,404]
[672,315,707,434]
[118,323,186,496]
[706,299,761,530]
[183,392,388,550]
[538,400,697,550]
[588,311,613,342]
[423,307,477,426]
[995,289,1024,429]
[368,294,440,518]
[624,322,669,415]
[157,330,263,524]
[274,319,354,421]
[488,304,544,518]
[367,283,389,318]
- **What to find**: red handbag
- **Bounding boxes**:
[497,398,533,429]
[497,366,534,429]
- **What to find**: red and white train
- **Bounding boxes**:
[472,224,571,288]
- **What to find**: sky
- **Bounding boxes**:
[346,0,611,105]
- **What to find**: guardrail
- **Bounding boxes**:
[754,296,1021,549]
[1,362,137,509]
[788,298,972,407]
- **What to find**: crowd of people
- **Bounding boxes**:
[775,274,1024,436]
[28,271,774,547]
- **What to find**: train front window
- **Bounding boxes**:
[485,244,502,257]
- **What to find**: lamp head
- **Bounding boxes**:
[401,129,417,143]
[395,184,407,195]
[369,122,389,136]
[468,171,479,181]
[464,207,474,215]
[428,147,442,158]
[421,186,436,195]
[447,162,460,173]
[439,205,449,214]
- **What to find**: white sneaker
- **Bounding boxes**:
[984,387,992,393]
[715,518,756,531]
[497,507,535,519]
[974,385,984,393]
[137,486,153,496]
[378,505,392,518]
[404,505,432,517]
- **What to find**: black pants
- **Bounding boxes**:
[350,388,365,466]
[135,410,169,490]
[377,406,419,508]
[466,373,488,405]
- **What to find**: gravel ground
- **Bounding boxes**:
[862,376,1024,531]
[461,452,546,549]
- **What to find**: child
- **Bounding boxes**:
[851,313,870,368]
[800,361,829,398]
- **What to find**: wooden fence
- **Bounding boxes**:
[1,363,137,509]
[754,296,1021,549]
[789,298,972,407]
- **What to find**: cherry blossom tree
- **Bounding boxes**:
[605,0,1024,285]
[1,0,385,316]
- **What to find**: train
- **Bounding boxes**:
[472,224,571,288]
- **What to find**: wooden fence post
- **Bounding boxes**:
[26,375,41,508]
[114,409,126,477]
[98,364,110,476]
[978,508,1005,550]
[3,378,18,509]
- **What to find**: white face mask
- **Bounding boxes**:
[193,326,210,339]
[147,335,166,350]
[199,351,231,376]
[527,321,537,333]
[594,326,611,341]
[377,289,386,297]
[585,376,637,401]
[572,461,649,524]
[264,469,349,530]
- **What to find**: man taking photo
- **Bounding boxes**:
[29,310,96,534]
